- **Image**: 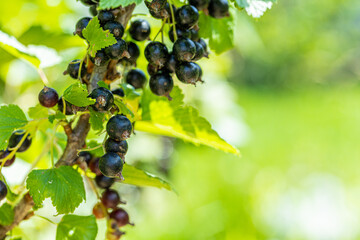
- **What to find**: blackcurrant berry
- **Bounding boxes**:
[166,53,177,74]
[89,157,102,176]
[145,0,167,11]
[149,72,173,100]
[144,41,169,67]
[78,151,92,165]
[126,69,147,89]
[175,62,200,85]
[168,25,191,43]
[146,1,174,19]
[99,152,124,178]
[38,86,59,108]
[105,39,129,59]
[122,42,140,66]
[197,64,204,83]
[98,10,115,25]
[93,203,106,219]
[95,175,115,189]
[129,19,151,41]
[74,17,91,39]
[173,38,196,62]
[110,208,132,227]
[190,28,200,42]
[175,5,199,29]
[101,189,122,209]
[89,5,98,16]
[198,38,209,57]
[192,41,205,61]
[103,21,124,40]
[65,59,86,79]
[0,180,7,201]
[106,115,132,141]
[189,0,210,11]
[89,87,114,112]
[8,130,32,153]
[112,88,125,97]
[147,63,159,76]
[0,150,16,167]
[90,49,109,66]
[105,139,128,155]
[80,0,98,6]
[208,0,229,18]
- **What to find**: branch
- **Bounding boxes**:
[0,5,137,239]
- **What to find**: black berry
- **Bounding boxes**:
[175,5,199,29]
[168,25,191,43]
[74,17,91,39]
[0,150,16,167]
[110,208,132,227]
[38,87,59,108]
[65,59,86,79]
[175,61,200,85]
[101,189,123,209]
[89,5,98,16]
[106,115,132,141]
[103,21,125,40]
[89,87,114,112]
[78,151,92,165]
[190,28,200,42]
[80,0,98,6]
[90,49,109,66]
[173,38,196,62]
[149,72,174,100]
[8,130,32,153]
[208,0,229,18]
[126,69,147,89]
[192,41,205,61]
[144,41,169,67]
[124,42,140,65]
[146,2,174,19]
[112,88,125,97]
[198,38,209,57]
[166,53,177,73]
[105,138,128,155]
[98,10,115,25]
[95,175,115,189]
[0,180,7,201]
[93,203,106,219]
[189,0,210,11]
[105,39,129,59]
[89,157,102,176]
[147,63,159,76]
[129,19,151,41]
[99,152,124,178]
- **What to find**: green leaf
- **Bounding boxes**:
[86,141,105,157]
[48,111,66,124]
[231,0,274,17]
[89,108,105,132]
[28,104,49,119]
[97,81,109,90]
[26,166,86,214]
[99,0,143,10]
[0,203,14,226]
[114,98,135,121]
[82,17,117,57]
[122,165,173,191]
[120,83,140,100]
[0,104,28,150]
[137,87,240,156]
[0,30,61,68]
[63,83,95,107]
[56,215,98,240]
[198,13,234,54]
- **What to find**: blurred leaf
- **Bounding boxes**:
[26,166,86,214]
[233,0,274,18]
[114,98,135,121]
[63,83,95,107]
[120,83,140,100]
[28,104,49,119]
[82,17,117,57]
[56,215,97,240]
[48,111,66,124]
[0,30,62,68]
[99,0,143,10]
[137,87,240,156]
[89,108,105,132]
[0,104,28,150]
[0,203,14,226]
[97,81,109,90]
[86,141,104,157]
[198,13,234,54]
[122,165,173,191]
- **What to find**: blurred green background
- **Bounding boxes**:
[1,0,360,239]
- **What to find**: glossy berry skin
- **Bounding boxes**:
[95,175,115,189]
[80,0,98,6]
[198,38,209,57]
[89,157,102,176]
[93,203,106,219]
[106,115,132,141]
[112,88,125,97]
[129,19,151,41]
[38,87,59,108]
[192,41,205,61]
[173,38,196,62]
[99,152,124,177]
[147,63,159,76]
[126,69,147,89]
[8,130,32,153]
[90,49,109,66]
[0,150,16,167]
[168,26,191,43]
[175,5,199,29]
[89,5,98,16]
[125,42,140,65]
[0,180,7,201]
[189,0,210,10]
[145,41,169,67]
[89,87,114,112]
[190,28,200,42]
[149,72,174,100]
[101,189,122,208]
[105,39,128,59]
[146,2,174,20]
[175,62,200,85]
[98,10,115,25]
[78,151,92,165]
[110,208,131,227]
[66,59,86,79]
[208,0,229,18]
[103,21,125,40]
[166,54,177,73]
[105,138,128,155]
[74,17,91,39]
